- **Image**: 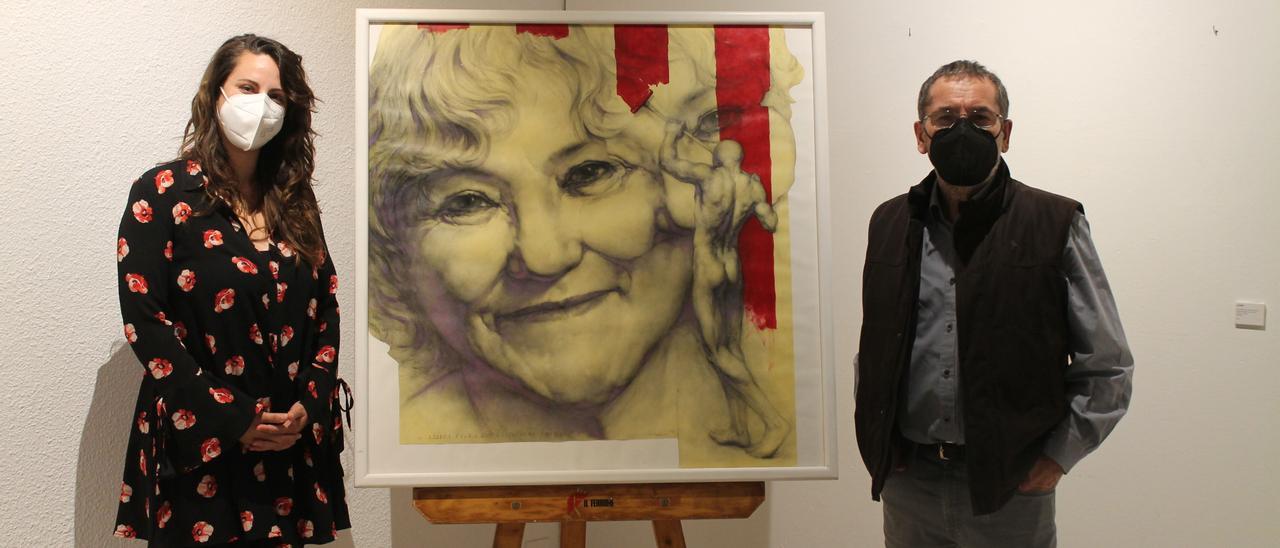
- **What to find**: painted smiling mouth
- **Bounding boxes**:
[496,289,618,323]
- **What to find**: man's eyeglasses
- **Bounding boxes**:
[922,109,1004,135]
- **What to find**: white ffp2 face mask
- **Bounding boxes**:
[218,87,285,151]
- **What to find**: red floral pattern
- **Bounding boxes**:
[147,358,173,379]
[213,288,235,313]
[125,273,148,294]
[232,256,259,274]
[249,323,264,345]
[203,229,223,248]
[154,170,175,194]
[315,345,335,364]
[192,521,213,543]
[197,474,218,498]
[132,200,153,223]
[208,387,234,404]
[172,201,192,224]
[177,269,197,292]
[171,409,197,430]
[114,524,137,539]
[225,355,245,376]
[157,501,172,528]
[200,438,221,463]
[114,161,347,544]
[298,519,314,539]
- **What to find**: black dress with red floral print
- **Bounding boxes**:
[113,160,350,546]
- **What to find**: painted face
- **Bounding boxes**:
[404,77,693,406]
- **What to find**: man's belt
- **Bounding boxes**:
[918,442,965,462]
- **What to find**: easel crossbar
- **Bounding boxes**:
[413,481,765,523]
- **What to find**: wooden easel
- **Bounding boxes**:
[413,482,765,548]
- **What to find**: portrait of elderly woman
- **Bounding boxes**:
[366,22,807,466]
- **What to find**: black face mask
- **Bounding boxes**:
[927,118,999,187]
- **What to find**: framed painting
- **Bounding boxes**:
[354,9,834,486]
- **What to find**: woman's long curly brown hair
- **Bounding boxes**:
[181,34,324,266]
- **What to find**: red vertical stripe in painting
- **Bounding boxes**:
[614,25,670,113]
[516,24,569,39]
[715,26,776,330]
[418,23,469,33]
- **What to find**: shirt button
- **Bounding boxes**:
[945,323,953,333]
[943,369,951,379]
[949,277,956,285]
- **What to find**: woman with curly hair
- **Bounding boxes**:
[112,34,349,547]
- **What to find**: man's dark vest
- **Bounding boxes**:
[855,167,1082,515]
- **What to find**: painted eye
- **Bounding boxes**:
[437,191,498,223]
[559,161,618,196]
[692,110,720,141]
[694,107,746,140]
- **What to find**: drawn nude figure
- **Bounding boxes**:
[660,119,791,458]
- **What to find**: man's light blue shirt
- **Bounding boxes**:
[899,183,1134,472]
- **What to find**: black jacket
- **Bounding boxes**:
[855,164,1081,515]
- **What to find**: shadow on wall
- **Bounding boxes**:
[390,487,496,546]
[73,341,141,548]
[72,341,359,548]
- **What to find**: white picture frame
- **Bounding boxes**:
[354,8,834,487]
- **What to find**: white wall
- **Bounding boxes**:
[1,1,1276,546]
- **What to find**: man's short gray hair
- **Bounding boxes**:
[916,60,1009,120]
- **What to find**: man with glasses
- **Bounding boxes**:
[855,60,1134,547]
